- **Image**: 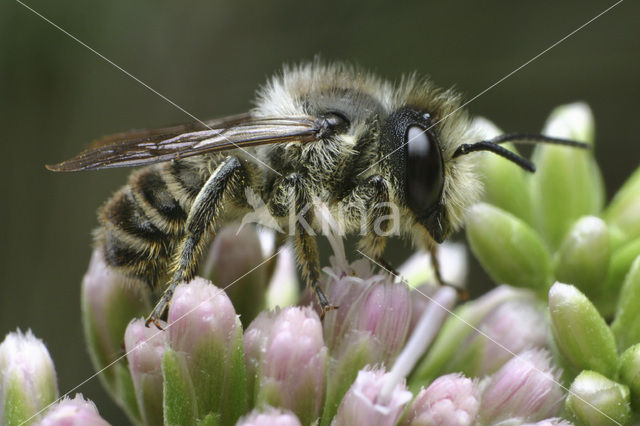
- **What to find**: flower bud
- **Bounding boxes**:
[603,238,640,313]
[618,344,640,410]
[0,330,58,425]
[467,296,547,376]
[478,349,564,423]
[611,255,640,351]
[530,103,604,250]
[248,307,327,425]
[318,267,412,425]
[243,310,277,410]
[265,245,300,309]
[236,407,302,426]
[548,283,617,378]
[203,223,267,325]
[466,203,552,294]
[167,278,247,425]
[36,394,109,426]
[81,248,149,422]
[472,117,534,226]
[554,216,610,303]
[565,371,631,426]
[402,373,479,426]
[604,165,640,246]
[333,368,412,426]
[411,285,530,387]
[124,319,166,426]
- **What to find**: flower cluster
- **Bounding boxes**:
[3,104,640,425]
[468,103,640,424]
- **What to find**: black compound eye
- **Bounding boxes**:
[406,125,444,214]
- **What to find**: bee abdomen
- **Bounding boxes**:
[97,160,210,288]
[130,166,189,236]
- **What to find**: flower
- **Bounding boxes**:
[81,248,149,422]
[124,319,166,426]
[332,368,412,426]
[402,373,480,426]
[478,349,564,423]
[202,223,268,325]
[410,285,543,385]
[165,278,247,425]
[36,394,110,426]
[245,306,327,425]
[565,370,631,425]
[548,282,617,378]
[0,330,58,425]
[618,343,640,410]
[236,407,302,426]
[466,203,553,294]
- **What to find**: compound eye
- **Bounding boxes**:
[406,125,444,214]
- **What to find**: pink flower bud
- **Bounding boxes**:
[168,278,239,352]
[476,297,547,375]
[246,307,327,425]
[479,349,564,423]
[333,368,412,426]
[167,278,246,424]
[81,248,149,420]
[124,319,166,426]
[0,330,58,424]
[36,394,109,426]
[202,223,267,324]
[236,407,302,426]
[403,373,480,426]
[321,268,412,364]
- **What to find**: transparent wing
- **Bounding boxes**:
[46,115,322,172]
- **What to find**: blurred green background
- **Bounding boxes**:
[1,0,638,423]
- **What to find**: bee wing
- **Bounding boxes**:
[46,115,322,172]
[86,113,252,150]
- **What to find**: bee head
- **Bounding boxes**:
[380,106,450,243]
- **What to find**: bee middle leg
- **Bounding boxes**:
[146,156,253,327]
[268,173,337,318]
[341,175,395,272]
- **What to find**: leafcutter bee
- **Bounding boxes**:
[47,61,586,327]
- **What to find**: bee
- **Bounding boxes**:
[47,61,586,327]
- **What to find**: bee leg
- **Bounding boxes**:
[268,173,337,319]
[342,175,393,271]
[375,257,400,277]
[429,244,468,300]
[146,156,252,328]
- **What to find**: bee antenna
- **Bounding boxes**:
[453,141,536,172]
[452,133,589,173]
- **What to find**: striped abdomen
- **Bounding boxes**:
[96,158,209,288]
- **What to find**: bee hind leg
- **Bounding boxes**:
[146,156,253,328]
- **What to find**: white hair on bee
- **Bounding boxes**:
[253,60,481,234]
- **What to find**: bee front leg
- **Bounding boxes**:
[146,156,253,328]
[268,173,337,319]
